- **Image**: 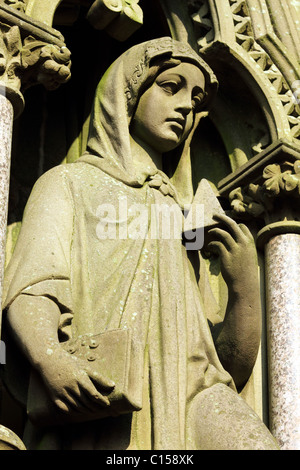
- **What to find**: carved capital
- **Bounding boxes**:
[228,160,300,225]
[0,22,23,117]
[0,4,71,117]
[218,139,300,244]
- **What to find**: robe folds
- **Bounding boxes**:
[3,161,234,449]
[2,37,235,450]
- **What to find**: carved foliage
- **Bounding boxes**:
[0,21,71,95]
[87,0,143,42]
[0,23,22,90]
[21,36,71,90]
[229,161,300,223]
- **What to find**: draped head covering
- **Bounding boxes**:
[78,36,218,206]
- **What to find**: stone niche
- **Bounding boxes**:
[0,0,299,451]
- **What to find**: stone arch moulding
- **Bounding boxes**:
[189,0,300,171]
[205,40,292,169]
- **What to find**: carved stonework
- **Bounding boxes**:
[0,22,23,117]
[229,160,300,224]
[218,139,300,225]
[3,0,26,14]
[0,22,71,93]
[0,3,71,116]
[87,0,143,42]
[188,0,300,157]
[0,23,22,91]
[188,0,214,48]
[21,36,71,91]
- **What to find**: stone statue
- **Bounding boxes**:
[2,37,279,450]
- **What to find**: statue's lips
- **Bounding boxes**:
[166,117,185,131]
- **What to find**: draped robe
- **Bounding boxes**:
[3,37,235,450]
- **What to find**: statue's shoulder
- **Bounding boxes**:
[34,161,99,189]
[34,163,73,185]
[27,164,86,205]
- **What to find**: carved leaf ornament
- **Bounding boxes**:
[0,24,22,89]
[21,37,71,90]
[262,161,300,197]
[229,186,266,218]
[229,161,300,220]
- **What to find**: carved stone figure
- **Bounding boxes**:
[2,37,279,450]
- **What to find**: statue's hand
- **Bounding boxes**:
[39,345,115,414]
[206,214,262,387]
[206,213,258,291]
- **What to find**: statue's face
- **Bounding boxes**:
[131,62,206,153]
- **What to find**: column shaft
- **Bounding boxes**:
[0,92,13,303]
[265,233,300,449]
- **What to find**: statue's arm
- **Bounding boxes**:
[207,214,262,390]
[7,294,115,412]
[4,166,115,414]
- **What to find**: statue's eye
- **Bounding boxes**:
[192,91,207,111]
[159,80,180,95]
[192,95,202,110]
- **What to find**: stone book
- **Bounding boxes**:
[26,328,143,426]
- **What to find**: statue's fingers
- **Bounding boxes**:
[212,213,244,241]
[206,240,228,259]
[207,227,234,251]
[75,373,111,407]
[86,369,115,393]
[238,222,254,240]
[64,385,102,412]
[53,398,71,414]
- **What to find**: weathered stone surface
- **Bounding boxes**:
[2,37,278,450]
[0,424,26,450]
[2,0,300,451]
[186,383,278,450]
[265,233,300,450]
[0,93,13,309]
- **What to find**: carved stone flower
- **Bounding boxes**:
[229,185,265,218]
[281,161,300,194]
[262,164,286,196]
[262,161,300,196]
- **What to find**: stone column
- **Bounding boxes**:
[218,139,300,450]
[0,22,25,333]
[257,223,300,449]
[0,93,14,305]
[0,82,24,308]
